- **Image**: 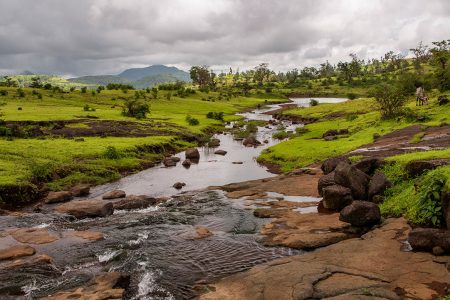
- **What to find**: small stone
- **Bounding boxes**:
[214,149,227,155]
[433,246,445,256]
[45,191,73,204]
[182,159,192,168]
[185,148,200,159]
[173,182,186,189]
[70,184,90,197]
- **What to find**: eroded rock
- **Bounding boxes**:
[368,171,392,201]
[56,200,114,218]
[322,185,353,211]
[70,184,90,197]
[317,171,336,196]
[214,149,227,155]
[334,162,370,200]
[321,157,351,175]
[10,228,58,244]
[339,200,381,227]
[405,159,450,177]
[0,245,35,261]
[45,191,73,204]
[113,195,158,210]
[408,228,450,253]
[102,189,126,199]
[185,148,200,159]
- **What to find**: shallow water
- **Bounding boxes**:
[1,97,346,299]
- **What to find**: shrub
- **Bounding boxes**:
[17,88,25,97]
[81,87,87,93]
[122,98,150,119]
[272,131,291,140]
[206,112,224,121]
[345,114,358,121]
[371,83,407,119]
[309,99,319,106]
[347,93,357,100]
[0,90,8,96]
[30,162,54,181]
[104,146,121,159]
[417,170,446,226]
[186,115,199,126]
[70,87,75,92]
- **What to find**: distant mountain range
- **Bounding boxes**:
[68,65,191,89]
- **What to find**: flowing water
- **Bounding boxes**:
[0,98,346,299]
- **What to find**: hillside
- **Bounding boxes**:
[68,64,191,88]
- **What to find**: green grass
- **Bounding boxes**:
[386,149,450,166]
[258,95,450,172]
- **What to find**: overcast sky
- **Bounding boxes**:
[0,0,449,77]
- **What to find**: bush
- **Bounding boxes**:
[122,98,150,119]
[0,90,8,96]
[81,87,87,93]
[371,83,407,119]
[17,88,25,97]
[104,146,121,159]
[345,114,358,121]
[347,93,357,100]
[206,112,224,121]
[417,170,447,226]
[186,115,199,126]
[106,83,134,90]
[30,162,54,181]
[309,99,319,106]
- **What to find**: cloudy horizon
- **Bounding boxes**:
[0,0,449,77]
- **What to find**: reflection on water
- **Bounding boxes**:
[92,98,347,198]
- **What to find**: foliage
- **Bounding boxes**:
[185,115,199,126]
[190,65,215,88]
[309,99,319,106]
[206,111,224,121]
[122,98,150,119]
[106,83,134,90]
[371,83,407,119]
[417,171,446,226]
[104,146,121,159]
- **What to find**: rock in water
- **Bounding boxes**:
[102,189,126,199]
[182,159,192,168]
[214,149,227,155]
[163,157,177,167]
[321,157,351,175]
[368,171,392,201]
[113,195,158,210]
[173,182,186,189]
[208,138,221,147]
[185,148,200,159]
[334,162,370,200]
[45,191,73,204]
[56,200,114,218]
[70,184,90,197]
[322,185,353,211]
[243,135,261,147]
[339,201,381,227]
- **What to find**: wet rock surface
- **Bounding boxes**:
[102,189,126,199]
[56,199,114,218]
[200,218,450,300]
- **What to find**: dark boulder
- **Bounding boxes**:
[438,95,449,106]
[334,162,370,200]
[321,157,351,175]
[243,135,261,147]
[405,159,450,177]
[322,185,353,211]
[324,135,337,141]
[339,200,381,227]
[45,191,73,204]
[182,159,192,168]
[338,128,349,135]
[173,182,186,189]
[185,148,200,159]
[353,157,385,175]
[322,129,338,138]
[408,228,450,253]
[214,149,227,155]
[368,171,392,201]
[113,195,158,210]
[208,138,221,147]
[317,171,336,196]
[163,157,177,167]
[171,157,181,162]
[102,190,126,200]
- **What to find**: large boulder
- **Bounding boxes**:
[322,185,353,211]
[113,195,158,210]
[56,200,114,218]
[408,228,450,253]
[102,189,126,199]
[321,157,351,175]
[214,149,227,156]
[322,129,338,138]
[405,159,450,177]
[208,138,221,147]
[45,191,73,204]
[353,157,385,175]
[317,171,336,196]
[334,162,370,200]
[185,148,200,159]
[368,171,392,201]
[339,201,381,227]
[182,159,192,168]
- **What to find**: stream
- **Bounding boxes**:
[0,98,346,299]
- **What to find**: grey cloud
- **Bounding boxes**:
[0,0,448,76]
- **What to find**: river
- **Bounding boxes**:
[0,97,346,299]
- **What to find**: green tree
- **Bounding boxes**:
[372,83,407,119]
[190,65,215,88]
[253,63,271,86]
[430,39,450,91]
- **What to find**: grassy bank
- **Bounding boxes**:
[0,86,283,205]
[258,94,449,172]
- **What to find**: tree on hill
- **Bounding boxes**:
[253,63,271,86]
[430,39,450,91]
[190,65,215,89]
[410,41,430,72]
[29,76,43,88]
